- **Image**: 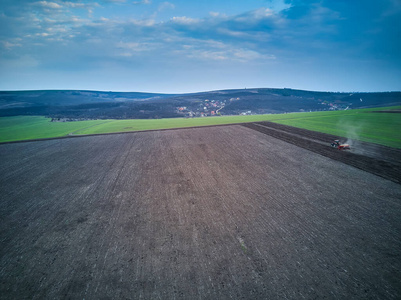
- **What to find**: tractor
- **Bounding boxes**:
[331,140,350,150]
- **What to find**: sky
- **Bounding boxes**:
[0,0,400,93]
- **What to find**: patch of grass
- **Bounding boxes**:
[71,115,284,135]
[0,116,108,143]
[237,237,247,254]
[0,115,277,143]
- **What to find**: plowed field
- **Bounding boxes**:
[243,121,401,184]
[1,125,401,299]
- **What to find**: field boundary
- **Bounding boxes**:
[0,123,245,145]
[3,119,400,184]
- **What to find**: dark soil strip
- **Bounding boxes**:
[242,122,401,184]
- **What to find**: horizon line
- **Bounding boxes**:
[1,87,400,94]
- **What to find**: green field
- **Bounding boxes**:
[0,117,108,143]
[1,106,400,148]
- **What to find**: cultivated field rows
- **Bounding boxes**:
[243,122,401,184]
[254,121,401,165]
[1,125,401,299]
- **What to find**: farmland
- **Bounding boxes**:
[0,116,108,143]
[1,106,401,148]
[272,106,401,148]
[1,125,401,299]
[0,114,280,143]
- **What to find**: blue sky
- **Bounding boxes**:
[0,0,400,93]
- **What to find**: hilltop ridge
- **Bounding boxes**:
[1,88,400,119]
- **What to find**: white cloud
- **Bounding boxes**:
[254,8,275,18]
[194,50,228,61]
[115,41,159,57]
[117,41,144,50]
[70,17,84,23]
[203,39,226,49]
[309,5,341,23]
[209,12,220,17]
[159,2,175,11]
[233,49,275,61]
[2,41,22,49]
[34,1,62,9]
[172,37,275,63]
[133,0,151,4]
[184,47,275,63]
[218,28,270,41]
[64,2,85,8]
[43,18,56,23]
[130,19,156,26]
[47,26,68,33]
[171,16,200,25]
[226,7,288,31]
[36,32,50,37]
[64,2,100,9]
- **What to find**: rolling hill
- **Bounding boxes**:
[0,88,400,119]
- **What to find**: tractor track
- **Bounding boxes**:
[242,122,401,184]
[251,123,330,147]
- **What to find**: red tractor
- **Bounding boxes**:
[331,140,350,150]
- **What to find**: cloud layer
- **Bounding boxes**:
[0,0,400,92]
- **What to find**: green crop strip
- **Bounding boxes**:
[0,106,400,148]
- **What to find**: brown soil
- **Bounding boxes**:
[1,125,401,299]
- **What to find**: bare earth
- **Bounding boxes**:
[1,125,401,299]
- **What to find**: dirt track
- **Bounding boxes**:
[1,125,401,299]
